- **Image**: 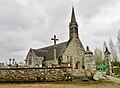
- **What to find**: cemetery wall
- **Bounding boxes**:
[0,67,72,82]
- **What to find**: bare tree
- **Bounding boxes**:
[117,30,120,61]
[94,47,101,65]
[109,38,118,62]
[103,41,107,52]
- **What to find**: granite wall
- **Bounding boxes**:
[0,67,72,82]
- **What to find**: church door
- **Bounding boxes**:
[75,61,80,69]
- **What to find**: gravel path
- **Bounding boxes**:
[0,83,120,88]
[105,75,120,83]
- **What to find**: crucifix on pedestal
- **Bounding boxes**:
[12,59,15,64]
[9,58,12,66]
[51,35,58,45]
[51,35,58,65]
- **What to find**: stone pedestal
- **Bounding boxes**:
[84,46,96,77]
[104,47,112,75]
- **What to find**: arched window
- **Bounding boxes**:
[75,61,80,69]
[29,54,32,65]
[70,56,73,68]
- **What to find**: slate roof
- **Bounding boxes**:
[31,41,68,60]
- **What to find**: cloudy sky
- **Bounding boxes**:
[0,0,120,63]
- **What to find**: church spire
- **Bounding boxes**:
[71,6,76,23]
[69,6,78,39]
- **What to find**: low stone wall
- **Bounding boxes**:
[0,67,72,82]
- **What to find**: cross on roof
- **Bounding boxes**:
[51,35,58,45]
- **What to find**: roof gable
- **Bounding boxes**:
[31,41,68,60]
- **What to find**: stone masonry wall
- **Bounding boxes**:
[0,67,72,82]
[63,38,84,69]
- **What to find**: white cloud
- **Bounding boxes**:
[0,0,120,63]
[79,0,120,51]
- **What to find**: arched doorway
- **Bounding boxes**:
[75,61,80,69]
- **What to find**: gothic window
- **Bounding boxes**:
[75,28,78,34]
[70,56,73,68]
[58,58,61,65]
[75,62,78,69]
[82,65,85,69]
[75,61,80,69]
[82,57,84,67]
[29,54,32,65]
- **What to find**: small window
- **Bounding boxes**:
[70,56,73,68]
[82,65,85,69]
[75,28,78,34]
[29,54,32,65]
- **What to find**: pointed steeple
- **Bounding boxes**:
[71,6,76,23]
[69,6,78,39]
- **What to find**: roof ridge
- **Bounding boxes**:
[37,41,68,50]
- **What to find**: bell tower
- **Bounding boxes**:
[69,7,78,39]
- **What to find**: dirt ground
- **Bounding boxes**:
[0,82,120,88]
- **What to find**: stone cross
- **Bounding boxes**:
[104,47,112,75]
[51,35,58,45]
[51,35,58,65]
[9,58,12,65]
[12,59,15,64]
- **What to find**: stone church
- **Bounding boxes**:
[26,7,96,76]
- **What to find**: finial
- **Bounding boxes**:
[85,46,93,54]
[104,47,111,54]
[72,5,74,10]
[105,47,108,52]
[86,46,89,51]
[71,6,76,22]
